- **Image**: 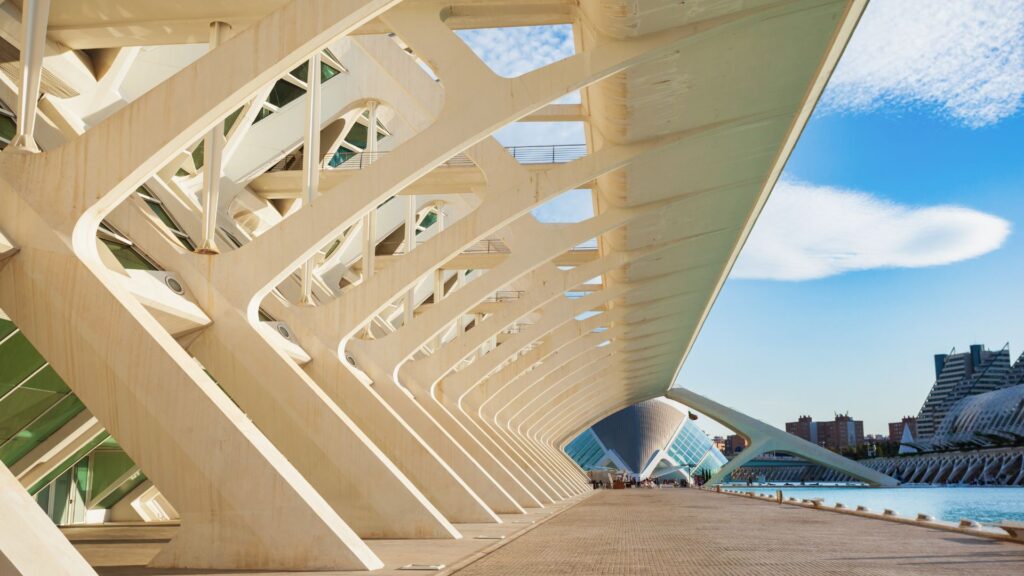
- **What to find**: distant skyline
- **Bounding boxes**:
[460,1,1024,438]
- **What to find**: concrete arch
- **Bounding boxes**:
[666,388,897,487]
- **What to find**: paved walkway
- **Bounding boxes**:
[63,496,586,575]
[451,488,1024,576]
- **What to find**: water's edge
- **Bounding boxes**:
[724,485,1024,523]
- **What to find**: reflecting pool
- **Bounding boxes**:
[724,485,1024,523]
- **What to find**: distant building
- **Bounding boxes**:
[888,416,917,443]
[712,436,726,452]
[926,383,1024,449]
[785,413,864,453]
[564,399,727,481]
[788,415,814,444]
[916,344,1018,439]
[723,434,748,458]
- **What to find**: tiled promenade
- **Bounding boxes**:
[63,488,1024,575]
[451,488,1024,576]
[63,496,586,575]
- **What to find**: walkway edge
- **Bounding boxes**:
[710,487,1024,545]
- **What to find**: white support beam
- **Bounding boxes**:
[665,387,899,487]
[0,227,17,269]
[10,0,50,153]
[11,412,104,488]
[299,52,322,306]
[197,20,231,254]
[0,464,98,576]
[404,194,417,325]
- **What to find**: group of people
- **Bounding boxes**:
[589,477,692,489]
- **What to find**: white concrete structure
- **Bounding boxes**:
[0,0,892,572]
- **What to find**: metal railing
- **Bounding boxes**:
[271,144,588,172]
[505,144,587,164]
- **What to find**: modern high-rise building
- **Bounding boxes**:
[0,1,893,573]
[565,399,727,481]
[927,384,1024,449]
[786,414,864,453]
[916,345,1016,439]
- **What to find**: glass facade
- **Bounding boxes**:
[665,420,727,478]
[0,319,144,524]
[565,414,726,479]
[98,222,160,271]
[0,320,84,468]
[0,102,16,149]
[136,186,195,250]
[253,50,344,125]
[564,428,607,470]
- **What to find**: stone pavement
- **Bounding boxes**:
[449,488,1024,576]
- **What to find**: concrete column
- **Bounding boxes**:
[360,100,380,283]
[475,314,485,358]
[299,52,322,306]
[362,208,376,280]
[433,268,444,349]
[1,464,97,576]
[404,195,417,325]
[10,0,50,154]
[197,21,231,254]
[366,99,379,154]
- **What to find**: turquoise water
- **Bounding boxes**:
[724,485,1024,524]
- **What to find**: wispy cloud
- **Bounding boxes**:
[733,181,1011,281]
[821,0,1024,127]
[458,27,585,150]
[456,25,574,78]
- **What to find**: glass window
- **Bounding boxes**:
[136,187,195,250]
[0,102,16,148]
[328,148,357,168]
[292,58,342,84]
[0,319,15,340]
[100,239,159,271]
[0,386,67,447]
[320,61,341,82]
[0,115,15,145]
[89,449,135,500]
[345,123,368,149]
[223,107,242,135]
[93,469,146,509]
[191,139,205,170]
[266,79,305,109]
[417,211,438,235]
[0,395,86,468]
[0,331,46,397]
[27,432,106,495]
[254,106,274,124]
[290,62,308,82]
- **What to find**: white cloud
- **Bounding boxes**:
[457,25,580,104]
[733,181,1011,281]
[456,25,574,78]
[822,0,1024,127]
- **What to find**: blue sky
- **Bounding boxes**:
[459,1,1024,436]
